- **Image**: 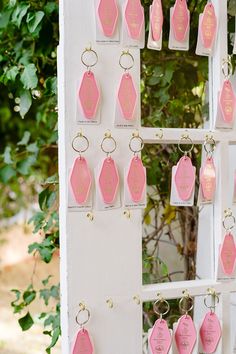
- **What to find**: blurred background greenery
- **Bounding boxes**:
[0,0,235,352]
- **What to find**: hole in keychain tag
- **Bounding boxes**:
[98,157,119,204]
[127,156,146,203]
[97,0,119,37]
[175,156,196,201]
[118,73,137,120]
[220,233,236,275]
[200,312,222,353]
[200,3,217,49]
[72,329,94,354]
[200,157,216,201]
[78,71,100,119]
[150,0,163,42]
[150,319,172,354]
[219,80,236,123]
[125,0,144,40]
[175,315,197,354]
[70,157,92,205]
[171,0,190,42]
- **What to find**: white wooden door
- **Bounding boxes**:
[58,0,236,353]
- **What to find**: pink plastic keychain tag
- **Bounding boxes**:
[199,291,222,354]
[124,0,144,40]
[171,0,190,42]
[149,297,172,354]
[70,133,92,206]
[78,47,100,121]
[98,133,119,205]
[219,210,236,276]
[175,293,197,354]
[200,138,216,203]
[219,80,236,124]
[150,0,163,42]
[97,0,119,38]
[126,134,146,204]
[72,306,94,354]
[200,2,217,49]
[117,51,137,122]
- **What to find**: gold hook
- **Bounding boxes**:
[106,299,114,309]
[124,209,131,219]
[79,302,86,311]
[132,130,140,138]
[156,129,163,140]
[133,295,141,305]
[104,130,112,138]
[87,212,94,221]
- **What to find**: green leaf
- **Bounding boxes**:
[18,131,31,146]
[42,275,53,286]
[21,64,38,90]
[18,312,34,331]
[23,289,36,305]
[3,146,13,164]
[0,165,16,183]
[17,155,37,175]
[19,90,32,118]
[5,66,19,82]
[46,327,61,353]
[11,3,30,27]
[44,2,58,15]
[26,11,45,34]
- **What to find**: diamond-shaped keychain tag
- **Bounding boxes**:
[127,156,146,203]
[78,71,100,119]
[98,157,119,204]
[219,80,236,123]
[97,0,119,37]
[70,157,92,205]
[150,0,163,42]
[175,315,197,354]
[124,0,144,40]
[72,329,94,354]
[200,157,216,201]
[118,73,137,120]
[200,312,222,353]
[149,319,172,354]
[200,3,217,49]
[220,233,236,275]
[172,0,189,42]
[174,156,196,201]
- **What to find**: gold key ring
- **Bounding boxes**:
[119,50,135,71]
[81,46,98,70]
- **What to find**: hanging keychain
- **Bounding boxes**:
[199,136,216,204]
[169,0,190,51]
[72,304,94,354]
[170,134,196,206]
[199,289,222,353]
[96,131,120,210]
[219,209,236,277]
[147,0,164,51]
[123,0,145,48]
[216,57,236,129]
[124,132,146,209]
[69,132,93,209]
[149,295,172,354]
[115,50,138,128]
[196,0,217,56]
[77,46,101,124]
[174,291,197,354]
[96,0,119,42]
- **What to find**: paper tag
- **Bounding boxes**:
[77,74,101,125]
[174,315,197,354]
[168,6,190,51]
[199,312,222,353]
[219,80,236,123]
[170,165,195,207]
[95,0,120,43]
[149,319,172,354]
[70,157,92,205]
[233,171,236,203]
[95,158,121,211]
[147,2,163,51]
[72,329,94,354]
[124,157,147,209]
[117,73,137,120]
[174,156,196,201]
[219,233,236,276]
[122,1,145,48]
[200,157,216,203]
